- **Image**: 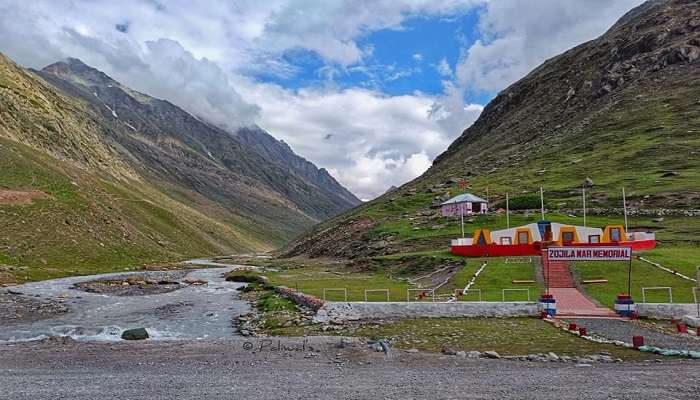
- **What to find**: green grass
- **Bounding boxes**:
[266,265,411,302]
[574,244,700,307]
[272,317,652,360]
[440,257,541,301]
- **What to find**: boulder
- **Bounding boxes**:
[442,345,458,355]
[121,328,149,340]
[483,350,500,359]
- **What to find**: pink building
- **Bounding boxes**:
[440,193,488,217]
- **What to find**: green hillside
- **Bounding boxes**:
[283,0,700,260]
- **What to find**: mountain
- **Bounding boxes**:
[283,0,700,259]
[0,52,357,281]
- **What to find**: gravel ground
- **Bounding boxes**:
[0,337,698,400]
[72,270,190,296]
[569,318,700,351]
[0,291,69,323]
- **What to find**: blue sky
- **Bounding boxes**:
[0,0,644,200]
[255,8,494,105]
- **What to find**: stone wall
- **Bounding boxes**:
[636,303,699,320]
[273,286,325,310]
[313,301,539,323]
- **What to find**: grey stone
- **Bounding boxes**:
[483,351,500,359]
[442,345,458,355]
[121,328,149,340]
[405,348,419,353]
[467,351,481,358]
[547,352,559,361]
[456,351,467,358]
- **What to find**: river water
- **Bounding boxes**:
[0,263,252,342]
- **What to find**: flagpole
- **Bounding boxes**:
[506,192,510,229]
[582,185,587,227]
[460,205,465,239]
[622,187,628,233]
[540,187,545,220]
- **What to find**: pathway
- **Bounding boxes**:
[543,258,618,318]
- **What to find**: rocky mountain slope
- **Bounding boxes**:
[283,0,700,259]
[0,53,358,280]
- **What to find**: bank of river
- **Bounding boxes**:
[0,263,252,342]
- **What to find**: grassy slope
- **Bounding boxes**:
[0,137,271,282]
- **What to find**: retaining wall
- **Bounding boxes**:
[636,303,699,320]
[273,286,325,311]
[313,301,539,323]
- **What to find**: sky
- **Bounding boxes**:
[0,0,644,200]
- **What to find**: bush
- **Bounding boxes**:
[225,271,266,284]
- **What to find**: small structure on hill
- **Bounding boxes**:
[441,193,488,217]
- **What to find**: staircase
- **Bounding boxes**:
[543,260,575,288]
[542,256,619,318]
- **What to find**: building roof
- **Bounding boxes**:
[441,193,487,205]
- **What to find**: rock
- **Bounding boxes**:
[240,329,251,337]
[467,351,482,358]
[661,171,679,177]
[652,217,664,223]
[583,177,594,187]
[405,348,419,353]
[483,350,500,359]
[442,345,458,355]
[547,352,559,361]
[456,351,467,358]
[121,328,149,340]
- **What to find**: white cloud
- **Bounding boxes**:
[454,0,645,92]
[0,0,648,200]
[233,79,483,199]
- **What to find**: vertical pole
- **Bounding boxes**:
[460,205,465,239]
[506,192,510,229]
[540,187,545,220]
[582,186,587,227]
[622,187,629,233]
[628,258,632,297]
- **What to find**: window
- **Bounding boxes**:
[562,231,575,243]
[518,231,530,244]
[589,235,601,243]
[500,237,512,245]
[610,228,621,242]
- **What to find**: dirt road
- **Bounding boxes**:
[1,337,698,400]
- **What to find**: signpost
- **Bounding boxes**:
[547,246,634,304]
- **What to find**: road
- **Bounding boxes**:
[0,337,698,400]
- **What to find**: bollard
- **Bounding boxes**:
[539,293,556,317]
[696,326,700,336]
[632,336,644,348]
[629,311,638,320]
[614,293,635,317]
[578,327,587,337]
[539,310,549,319]
[568,322,577,331]
[677,323,688,334]
[671,318,677,325]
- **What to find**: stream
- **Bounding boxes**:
[0,261,253,342]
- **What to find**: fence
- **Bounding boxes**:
[323,288,348,301]
[364,289,390,302]
[641,286,673,303]
[502,288,531,302]
[320,287,535,302]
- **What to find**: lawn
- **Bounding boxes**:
[440,257,541,301]
[572,244,699,307]
[265,265,412,302]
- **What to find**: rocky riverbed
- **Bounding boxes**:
[0,266,251,342]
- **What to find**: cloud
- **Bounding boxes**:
[232,80,483,200]
[454,0,645,93]
[0,0,647,200]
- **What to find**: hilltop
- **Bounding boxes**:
[283,0,700,260]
